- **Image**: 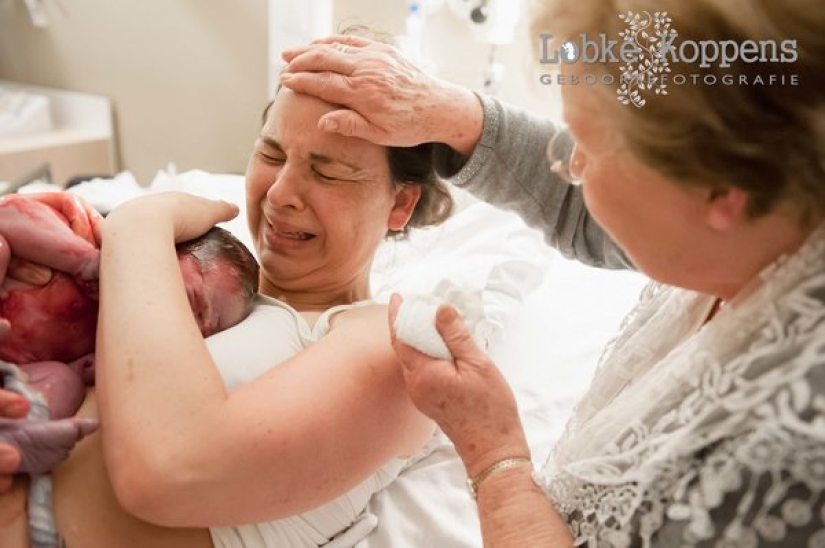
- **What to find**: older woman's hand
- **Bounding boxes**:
[388,294,531,476]
[281,35,483,156]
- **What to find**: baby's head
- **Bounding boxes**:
[0,227,257,366]
[176,227,259,337]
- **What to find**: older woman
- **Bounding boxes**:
[279,0,825,546]
[0,85,453,547]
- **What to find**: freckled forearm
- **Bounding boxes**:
[435,84,484,157]
[476,467,574,548]
[96,215,226,470]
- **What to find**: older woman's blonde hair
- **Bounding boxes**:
[532,0,825,225]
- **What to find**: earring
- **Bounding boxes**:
[566,143,587,183]
[546,131,580,184]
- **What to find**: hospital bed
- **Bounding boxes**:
[19,169,648,547]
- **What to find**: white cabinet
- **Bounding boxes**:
[0,81,115,188]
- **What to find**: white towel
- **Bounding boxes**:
[393,280,491,360]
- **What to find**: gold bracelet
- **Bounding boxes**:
[466,457,533,499]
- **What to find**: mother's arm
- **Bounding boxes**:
[96,193,432,527]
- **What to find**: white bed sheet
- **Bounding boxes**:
[44,170,649,546]
[360,256,647,547]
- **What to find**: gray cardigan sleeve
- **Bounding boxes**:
[433,93,632,270]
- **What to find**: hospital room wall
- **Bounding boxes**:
[0,0,557,185]
[0,0,268,184]
[332,0,560,119]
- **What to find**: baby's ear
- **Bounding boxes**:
[388,184,422,232]
[705,187,749,231]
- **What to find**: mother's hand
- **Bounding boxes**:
[281,35,483,155]
[388,295,530,477]
[105,191,239,243]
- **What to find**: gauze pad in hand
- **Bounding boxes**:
[394,280,489,360]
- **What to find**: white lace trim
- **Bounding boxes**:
[539,225,825,546]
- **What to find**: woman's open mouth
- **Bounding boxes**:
[264,221,318,249]
[278,230,314,241]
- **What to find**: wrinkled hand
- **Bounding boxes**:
[281,35,483,154]
[388,294,530,476]
[106,191,239,245]
[0,416,98,474]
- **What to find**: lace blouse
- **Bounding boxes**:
[539,225,825,547]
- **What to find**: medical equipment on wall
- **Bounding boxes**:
[447,0,522,46]
[401,0,522,93]
[447,0,524,94]
[400,1,444,64]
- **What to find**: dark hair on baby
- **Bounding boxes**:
[176,227,259,319]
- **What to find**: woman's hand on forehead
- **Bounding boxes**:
[279,36,482,153]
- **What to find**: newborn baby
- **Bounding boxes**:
[0,195,259,421]
[0,194,259,547]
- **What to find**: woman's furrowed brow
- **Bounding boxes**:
[259,135,366,173]
[260,136,283,151]
[309,153,363,173]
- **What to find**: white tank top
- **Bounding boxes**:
[204,295,415,548]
